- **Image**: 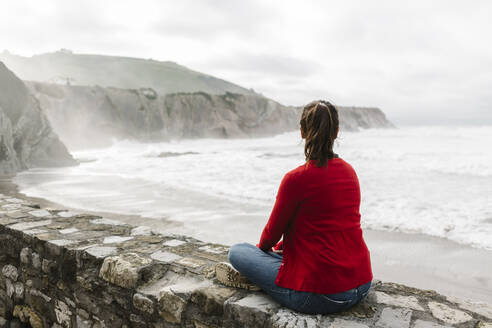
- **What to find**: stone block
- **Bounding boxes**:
[447,296,492,320]
[85,246,117,258]
[28,209,51,217]
[133,293,155,314]
[225,293,279,328]
[12,305,43,328]
[59,227,79,234]
[375,291,424,311]
[42,259,52,274]
[32,252,41,269]
[413,319,452,328]
[191,285,236,315]
[131,226,152,236]
[163,239,186,247]
[13,282,24,301]
[158,288,187,323]
[157,277,211,323]
[102,236,133,244]
[5,279,14,298]
[76,315,93,328]
[375,307,412,328]
[2,264,18,281]
[177,257,207,270]
[9,219,52,231]
[327,318,370,328]
[428,301,473,325]
[20,247,32,264]
[150,250,182,263]
[55,300,72,328]
[99,253,152,288]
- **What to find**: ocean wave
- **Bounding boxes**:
[14,126,492,251]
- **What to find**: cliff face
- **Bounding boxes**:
[27,82,393,150]
[0,62,76,174]
[338,106,395,131]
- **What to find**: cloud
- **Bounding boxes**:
[0,0,491,125]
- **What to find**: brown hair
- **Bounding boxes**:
[300,100,339,167]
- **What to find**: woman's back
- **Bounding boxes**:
[267,158,372,294]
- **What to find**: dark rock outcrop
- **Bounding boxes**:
[27,82,393,150]
[0,62,76,174]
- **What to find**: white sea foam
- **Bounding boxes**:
[13,126,492,249]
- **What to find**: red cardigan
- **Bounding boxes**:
[258,158,373,294]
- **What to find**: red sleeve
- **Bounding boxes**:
[258,173,299,252]
[273,240,283,250]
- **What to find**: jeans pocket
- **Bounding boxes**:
[319,294,353,305]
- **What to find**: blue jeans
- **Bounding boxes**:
[228,243,371,314]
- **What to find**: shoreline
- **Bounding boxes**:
[1,175,491,304]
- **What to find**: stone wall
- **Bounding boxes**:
[0,194,491,328]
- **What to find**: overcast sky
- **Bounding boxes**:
[1,0,491,125]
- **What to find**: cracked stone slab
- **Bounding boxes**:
[150,250,183,263]
[103,236,134,244]
[28,209,51,217]
[6,211,29,219]
[8,219,52,231]
[57,211,79,218]
[5,198,27,204]
[477,322,492,328]
[59,227,79,234]
[0,217,17,225]
[375,291,424,311]
[90,218,125,225]
[1,203,22,210]
[131,226,152,236]
[23,228,48,235]
[198,245,228,254]
[413,320,452,328]
[176,257,207,269]
[50,239,77,247]
[163,239,186,247]
[428,301,473,325]
[327,318,370,328]
[447,296,492,319]
[231,293,279,313]
[375,307,412,328]
[85,246,117,258]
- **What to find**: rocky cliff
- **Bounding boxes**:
[0,63,76,174]
[27,82,393,149]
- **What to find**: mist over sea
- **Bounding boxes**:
[14,126,492,250]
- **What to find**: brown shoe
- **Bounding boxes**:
[215,262,261,291]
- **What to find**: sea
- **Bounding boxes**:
[13,126,492,250]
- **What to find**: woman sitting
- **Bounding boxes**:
[228,100,373,314]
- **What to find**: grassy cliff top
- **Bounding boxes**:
[0,50,254,96]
